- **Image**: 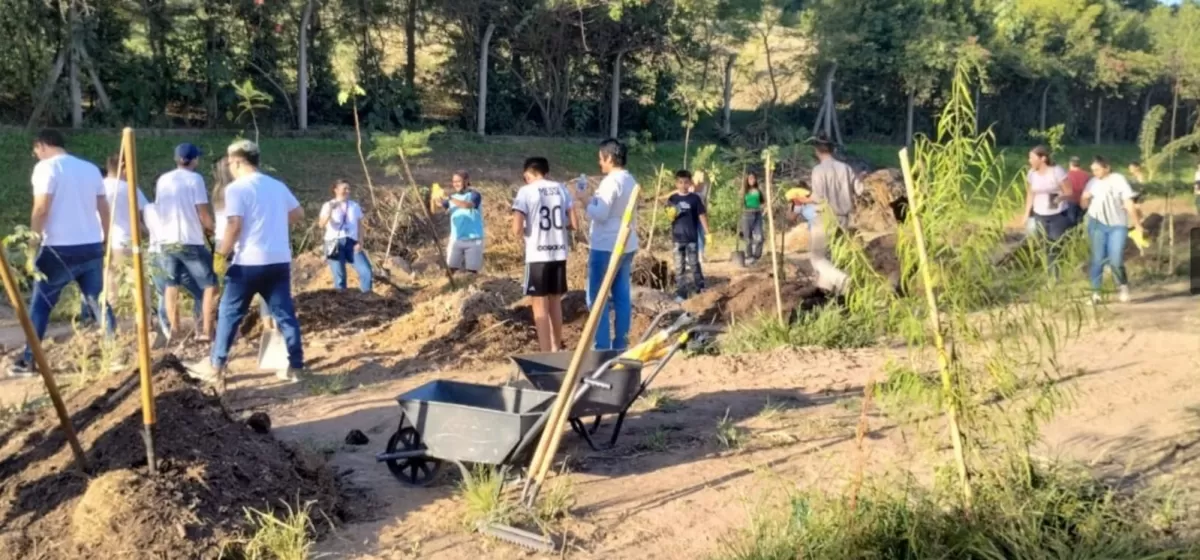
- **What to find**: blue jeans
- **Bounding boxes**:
[161,244,218,288]
[1087,218,1128,291]
[152,254,204,336]
[24,243,115,363]
[327,238,373,293]
[797,204,818,232]
[587,249,634,351]
[212,263,304,369]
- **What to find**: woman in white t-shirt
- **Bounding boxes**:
[1081,156,1143,304]
[1022,145,1073,276]
[318,179,373,293]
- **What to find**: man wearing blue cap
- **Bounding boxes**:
[155,142,218,343]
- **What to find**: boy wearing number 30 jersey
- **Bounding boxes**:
[512,157,578,352]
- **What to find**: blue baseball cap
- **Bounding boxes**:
[174,143,202,162]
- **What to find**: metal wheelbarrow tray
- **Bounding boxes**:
[508,311,724,451]
[376,380,559,486]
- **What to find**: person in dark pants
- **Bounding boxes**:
[9,130,114,377]
[1022,145,1073,279]
[319,179,373,292]
[739,172,765,264]
[186,140,306,387]
[667,170,711,302]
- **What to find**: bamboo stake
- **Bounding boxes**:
[0,245,90,473]
[526,184,641,492]
[644,165,665,253]
[122,128,158,475]
[899,147,971,509]
[763,153,784,323]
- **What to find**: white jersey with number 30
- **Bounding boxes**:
[513,179,573,263]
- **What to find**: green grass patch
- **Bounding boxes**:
[721,308,882,353]
[716,465,1194,560]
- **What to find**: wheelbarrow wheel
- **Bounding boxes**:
[385,427,443,486]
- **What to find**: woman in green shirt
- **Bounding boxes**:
[739,172,765,264]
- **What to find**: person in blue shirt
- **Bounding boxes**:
[437,170,485,276]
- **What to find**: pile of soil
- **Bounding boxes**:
[863,233,902,282]
[854,168,906,233]
[682,272,827,324]
[0,356,342,559]
[293,288,413,333]
[632,254,673,290]
[415,288,657,365]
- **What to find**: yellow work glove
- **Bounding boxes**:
[1128,226,1149,254]
[429,183,445,213]
[705,233,713,247]
[665,206,678,221]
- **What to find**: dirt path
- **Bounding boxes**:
[212,282,1197,559]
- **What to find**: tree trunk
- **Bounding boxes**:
[69,47,82,129]
[609,51,623,139]
[762,30,779,113]
[1094,95,1103,145]
[1040,84,1050,131]
[79,47,111,112]
[27,48,68,129]
[905,91,915,150]
[298,0,315,131]
[405,0,417,86]
[722,53,735,135]
[204,10,219,128]
[476,23,495,136]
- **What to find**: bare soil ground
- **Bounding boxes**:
[1,206,1197,558]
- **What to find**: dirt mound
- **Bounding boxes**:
[0,356,342,559]
[293,288,414,333]
[682,272,827,324]
[1141,213,1199,244]
[854,168,905,233]
[632,254,673,290]
[863,234,902,281]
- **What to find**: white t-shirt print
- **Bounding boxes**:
[31,154,105,246]
[104,178,149,250]
[513,179,573,263]
[224,172,301,266]
[155,168,209,245]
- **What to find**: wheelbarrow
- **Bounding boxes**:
[507,310,723,451]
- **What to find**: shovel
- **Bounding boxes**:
[256,298,289,371]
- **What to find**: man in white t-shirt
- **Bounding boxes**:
[100,152,150,317]
[9,130,113,377]
[155,142,218,342]
[512,157,577,352]
[581,138,639,351]
[187,140,306,387]
[143,202,203,344]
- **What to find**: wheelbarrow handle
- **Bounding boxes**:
[638,309,684,345]
[581,378,612,391]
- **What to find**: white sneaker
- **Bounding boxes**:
[185,360,224,385]
[1088,293,1101,306]
[1118,285,1130,303]
[276,367,307,383]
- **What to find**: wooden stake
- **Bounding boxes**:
[899,148,971,509]
[122,128,158,475]
[644,165,665,253]
[0,235,90,473]
[763,153,784,323]
[526,184,641,489]
[398,149,456,290]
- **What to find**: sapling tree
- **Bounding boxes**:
[370,127,458,289]
[231,79,273,144]
[339,83,377,208]
[883,53,1087,508]
[1134,105,1200,276]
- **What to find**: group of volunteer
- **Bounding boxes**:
[11,130,307,388]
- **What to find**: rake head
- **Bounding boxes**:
[478,521,556,553]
